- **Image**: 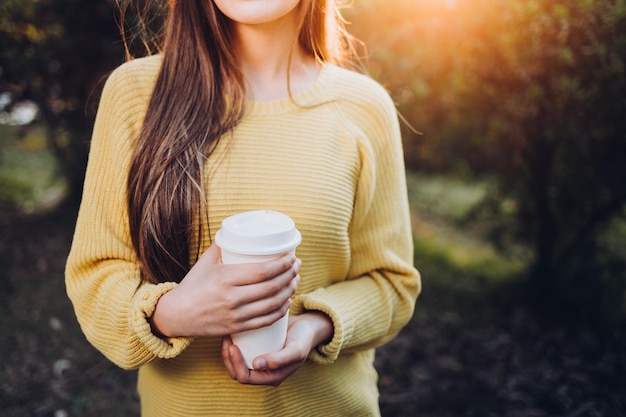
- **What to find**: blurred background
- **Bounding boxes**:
[1,0,625,416]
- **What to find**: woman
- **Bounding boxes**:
[66,0,421,415]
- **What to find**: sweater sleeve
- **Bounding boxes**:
[291,81,421,364]
[65,61,192,370]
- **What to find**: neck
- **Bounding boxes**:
[229,14,318,101]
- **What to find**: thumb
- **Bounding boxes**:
[198,243,222,266]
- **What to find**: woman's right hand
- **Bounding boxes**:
[149,244,301,338]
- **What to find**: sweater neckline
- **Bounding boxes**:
[244,63,336,116]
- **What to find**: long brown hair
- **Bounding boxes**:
[124,0,358,284]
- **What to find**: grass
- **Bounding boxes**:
[405,173,491,222]
[0,124,67,213]
[406,172,526,286]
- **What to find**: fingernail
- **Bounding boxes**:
[229,346,235,357]
[254,359,267,370]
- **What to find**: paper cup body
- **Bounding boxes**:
[230,311,290,369]
[215,210,301,369]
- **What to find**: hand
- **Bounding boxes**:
[221,312,333,386]
[150,244,301,338]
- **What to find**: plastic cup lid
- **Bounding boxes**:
[214,210,302,255]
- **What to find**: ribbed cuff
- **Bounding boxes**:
[292,289,348,365]
[130,282,193,359]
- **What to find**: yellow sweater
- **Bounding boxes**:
[66,55,421,416]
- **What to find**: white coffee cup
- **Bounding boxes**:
[214,210,301,369]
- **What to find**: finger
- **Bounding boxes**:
[233,276,300,326]
[235,274,298,320]
[252,339,306,371]
[228,343,254,384]
[197,243,222,267]
[234,262,301,306]
[244,362,302,386]
[227,255,299,287]
[218,270,298,319]
[234,299,292,333]
[221,337,237,380]
[235,272,299,317]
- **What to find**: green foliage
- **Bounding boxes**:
[0,0,166,203]
[351,0,626,324]
[0,176,32,210]
[0,125,66,212]
[460,0,626,324]
[406,171,527,294]
[406,173,490,222]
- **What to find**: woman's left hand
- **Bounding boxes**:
[221,312,333,386]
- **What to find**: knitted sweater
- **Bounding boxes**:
[65,55,421,417]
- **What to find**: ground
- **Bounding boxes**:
[0,202,624,417]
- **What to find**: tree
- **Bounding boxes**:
[460,0,626,322]
[0,0,166,203]
[351,0,626,323]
